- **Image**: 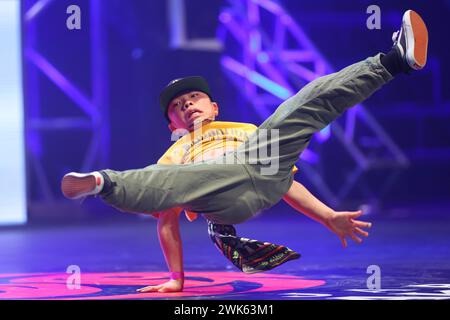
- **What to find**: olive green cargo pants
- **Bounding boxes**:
[101,54,393,224]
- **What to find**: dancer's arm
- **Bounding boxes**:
[137,207,184,293]
[283,180,372,248]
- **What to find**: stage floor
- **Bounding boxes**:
[1,210,450,300]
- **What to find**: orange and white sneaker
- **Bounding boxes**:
[61,171,104,199]
[392,10,428,71]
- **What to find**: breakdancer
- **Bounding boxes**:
[61,10,428,293]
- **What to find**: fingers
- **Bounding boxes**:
[352,220,372,229]
[350,232,363,244]
[137,284,182,293]
[354,227,369,238]
[137,287,152,293]
[340,237,347,248]
[339,228,368,248]
[137,285,161,293]
[349,210,363,219]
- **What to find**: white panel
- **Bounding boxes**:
[0,0,27,225]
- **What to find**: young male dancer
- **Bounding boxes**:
[61,10,428,293]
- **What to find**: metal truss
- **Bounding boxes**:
[23,0,109,203]
[168,0,223,51]
[218,0,409,207]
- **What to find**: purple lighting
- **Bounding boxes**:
[257,52,269,63]
[317,126,331,143]
[24,0,53,22]
[26,49,99,122]
[219,11,232,24]
[221,56,292,100]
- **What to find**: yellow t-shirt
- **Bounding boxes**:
[153,121,298,221]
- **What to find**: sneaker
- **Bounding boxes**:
[392,10,428,71]
[61,171,104,199]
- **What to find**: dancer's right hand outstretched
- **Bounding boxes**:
[326,210,372,248]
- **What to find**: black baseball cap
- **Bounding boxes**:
[159,76,213,122]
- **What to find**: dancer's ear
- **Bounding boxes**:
[212,102,219,117]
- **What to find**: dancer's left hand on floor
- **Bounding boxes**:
[137,279,184,293]
[326,210,372,248]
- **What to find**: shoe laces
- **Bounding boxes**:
[392,30,400,44]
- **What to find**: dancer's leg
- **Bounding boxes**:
[236,54,394,211]
[97,156,263,224]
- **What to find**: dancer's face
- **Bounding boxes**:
[167,91,219,131]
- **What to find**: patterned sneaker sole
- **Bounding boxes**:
[61,174,97,199]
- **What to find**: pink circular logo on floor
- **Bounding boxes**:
[0,272,325,299]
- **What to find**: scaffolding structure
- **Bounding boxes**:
[23,0,109,207]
